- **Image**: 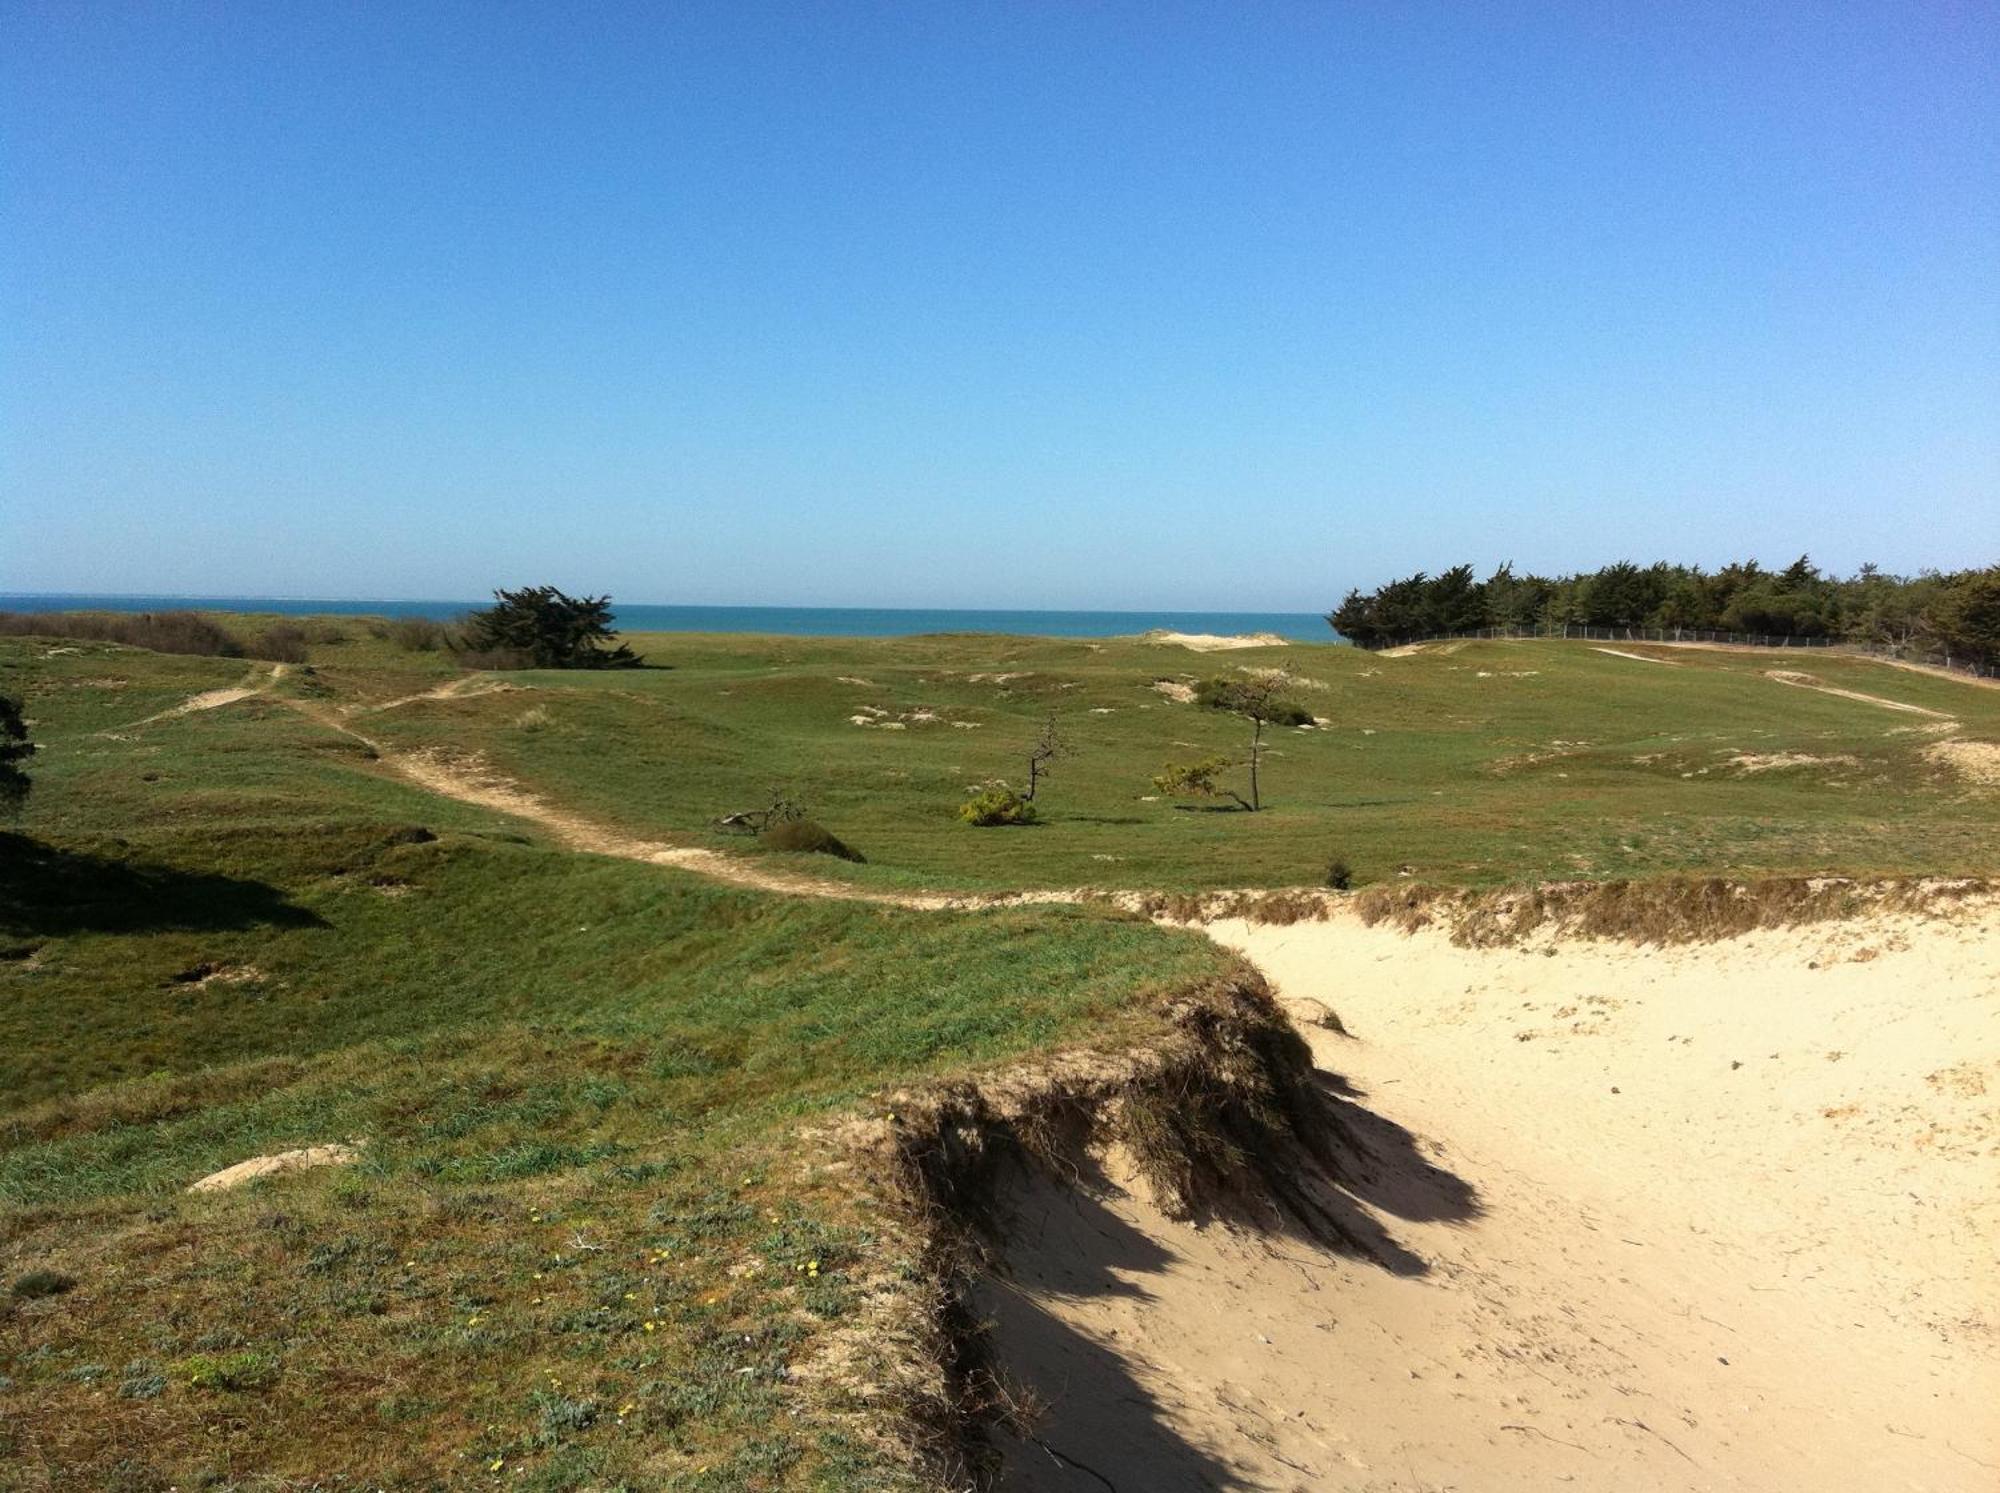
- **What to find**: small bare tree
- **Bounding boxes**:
[1023,713,1072,802]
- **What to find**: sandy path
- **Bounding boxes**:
[989,909,1999,1490]
[1764,669,1954,718]
[349,674,519,716]
[1594,645,1678,665]
[123,664,287,726]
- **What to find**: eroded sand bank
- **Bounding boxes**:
[986,906,1999,1490]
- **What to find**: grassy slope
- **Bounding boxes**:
[342,628,2000,891]
[4,620,1997,1488]
[0,636,1228,1490]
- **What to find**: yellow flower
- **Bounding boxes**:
[489,1458,504,1472]
[643,1321,657,1332]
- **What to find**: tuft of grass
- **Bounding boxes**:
[760,817,865,862]
[172,1350,279,1392]
[10,1268,75,1299]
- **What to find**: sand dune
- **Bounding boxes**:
[987,904,2000,1490]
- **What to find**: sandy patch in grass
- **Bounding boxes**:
[1766,669,1954,718]
[188,1142,364,1193]
[1150,679,1197,703]
[1142,630,1290,652]
[989,905,2000,1490]
[1927,739,2000,787]
[1726,751,1861,773]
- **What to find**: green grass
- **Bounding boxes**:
[331,627,2000,891]
[3,620,1997,1488]
[0,633,1228,1489]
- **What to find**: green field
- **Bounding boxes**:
[2,620,1996,1489]
[335,625,1996,890]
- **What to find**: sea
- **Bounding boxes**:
[0,594,1341,643]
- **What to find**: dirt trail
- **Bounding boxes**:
[123,664,287,726]
[989,908,2000,1490]
[1593,645,1678,664]
[350,674,517,716]
[270,694,981,906]
[1765,669,1955,718]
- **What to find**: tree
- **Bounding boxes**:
[1192,673,1310,811]
[0,693,33,814]
[1926,568,2000,667]
[461,586,643,669]
[1152,755,1252,812]
[1022,713,1072,802]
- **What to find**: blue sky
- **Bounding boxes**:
[4,2,1995,610]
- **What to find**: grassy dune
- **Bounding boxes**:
[0,634,1229,1489]
[2,622,1997,1489]
[343,627,2000,890]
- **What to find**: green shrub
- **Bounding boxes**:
[759,819,864,862]
[9,1269,75,1299]
[174,1350,278,1392]
[1194,677,1313,726]
[957,786,1036,827]
[1325,856,1353,891]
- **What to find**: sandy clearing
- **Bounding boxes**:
[990,906,2000,1491]
[1727,751,1861,773]
[1144,631,1291,652]
[188,1143,364,1193]
[1929,739,2000,787]
[1765,670,1954,718]
[1594,646,1679,665]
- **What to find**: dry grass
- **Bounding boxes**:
[836,969,1364,1479]
[1353,875,1996,947]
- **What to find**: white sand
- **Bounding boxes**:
[188,1143,363,1193]
[1144,631,1291,652]
[988,906,2000,1490]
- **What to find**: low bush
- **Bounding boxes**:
[173,1350,278,1392]
[1195,677,1313,726]
[251,624,311,664]
[760,818,864,862]
[383,616,448,651]
[9,1268,75,1299]
[1325,856,1353,891]
[455,646,534,671]
[958,786,1035,827]
[0,610,243,658]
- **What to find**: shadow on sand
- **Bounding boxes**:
[975,1067,1479,1489]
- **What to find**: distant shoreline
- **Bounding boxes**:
[0,594,1342,643]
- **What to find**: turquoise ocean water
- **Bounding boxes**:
[1,595,1340,643]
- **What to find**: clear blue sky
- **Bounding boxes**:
[4,2,1995,610]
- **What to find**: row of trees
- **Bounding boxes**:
[1329,559,2000,667]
